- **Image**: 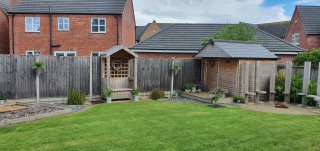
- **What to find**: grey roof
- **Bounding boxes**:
[195,40,278,59]
[131,23,305,54]
[0,0,9,12]
[297,6,320,34]
[8,0,128,14]
[258,21,290,39]
[102,45,138,58]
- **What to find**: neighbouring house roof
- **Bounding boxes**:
[296,5,320,35]
[136,23,171,42]
[131,23,305,55]
[258,21,290,39]
[8,0,128,14]
[0,0,9,12]
[195,40,278,59]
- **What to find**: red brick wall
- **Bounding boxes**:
[0,10,9,54]
[276,54,295,64]
[9,14,123,56]
[285,8,320,50]
[121,0,136,48]
[137,52,195,59]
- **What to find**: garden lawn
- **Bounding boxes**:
[1,101,320,151]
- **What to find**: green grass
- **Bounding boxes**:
[1,101,320,151]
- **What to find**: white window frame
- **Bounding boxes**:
[91,52,103,56]
[91,18,106,33]
[58,17,69,31]
[26,50,40,55]
[25,17,40,32]
[292,33,300,46]
[54,51,77,57]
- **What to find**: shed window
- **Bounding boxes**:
[292,33,300,45]
[25,17,40,32]
[91,18,106,33]
[58,17,69,31]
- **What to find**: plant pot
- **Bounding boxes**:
[133,95,140,102]
[197,89,202,93]
[185,89,191,93]
[191,87,196,93]
[106,97,112,103]
[0,99,5,105]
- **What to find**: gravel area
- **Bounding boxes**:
[162,97,208,104]
[0,105,62,121]
[52,104,86,112]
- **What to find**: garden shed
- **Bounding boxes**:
[101,45,138,100]
[195,40,278,101]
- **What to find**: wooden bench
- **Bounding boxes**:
[306,62,320,108]
[112,88,133,100]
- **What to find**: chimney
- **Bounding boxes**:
[10,0,21,8]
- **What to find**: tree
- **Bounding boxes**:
[293,48,320,67]
[202,23,257,45]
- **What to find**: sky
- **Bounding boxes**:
[133,0,320,25]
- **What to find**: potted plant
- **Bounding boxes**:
[171,63,181,75]
[0,96,5,105]
[183,83,194,93]
[211,95,220,105]
[233,95,245,103]
[132,88,141,102]
[103,88,113,103]
[32,61,45,75]
[216,87,228,98]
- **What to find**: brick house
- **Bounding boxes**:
[0,0,10,54]
[131,23,304,63]
[7,0,135,56]
[285,6,320,51]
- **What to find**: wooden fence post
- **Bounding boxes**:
[284,61,292,102]
[89,55,93,101]
[170,58,175,99]
[36,56,40,104]
[269,61,277,102]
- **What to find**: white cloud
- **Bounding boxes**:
[133,0,290,25]
[295,0,320,4]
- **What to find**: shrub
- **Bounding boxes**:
[293,48,320,67]
[211,96,220,104]
[0,96,4,100]
[103,88,113,98]
[150,89,165,100]
[290,75,303,104]
[275,70,286,101]
[132,88,141,96]
[233,95,244,103]
[32,61,45,70]
[305,81,317,106]
[67,90,86,105]
[183,83,195,90]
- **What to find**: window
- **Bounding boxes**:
[25,17,40,32]
[91,18,106,33]
[54,51,76,57]
[58,17,69,31]
[91,52,103,56]
[26,51,40,55]
[292,33,300,45]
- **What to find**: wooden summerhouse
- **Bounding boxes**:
[101,45,138,100]
[195,40,278,101]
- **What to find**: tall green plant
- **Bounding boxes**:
[32,62,45,70]
[293,48,320,67]
[275,70,285,101]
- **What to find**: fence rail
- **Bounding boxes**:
[0,55,201,99]
[278,65,319,82]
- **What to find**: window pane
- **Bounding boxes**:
[64,24,69,30]
[56,53,65,57]
[26,18,32,24]
[26,25,33,31]
[92,52,99,56]
[33,25,40,31]
[99,19,105,25]
[99,26,105,32]
[67,53,75,56]
[59,24,63,30]
[34,51,40,55]
[58,17,63,23]
[33,18,40,25]
[26,52,33,55]
[92,19,98,25]
[64,18,69,23]
[92,26,98,32]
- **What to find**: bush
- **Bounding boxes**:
[103,88,113,98]
[233,95,244,103]
[211,95,220,104]
[132,88,141,96]
[150,89,165,100]
[183,83,195,90]
[275,70,286,101]
[67,90,86,105]
[290,75,303,104]
[293,48,320,67]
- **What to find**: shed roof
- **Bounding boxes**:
[131,23,305,54]
[8,0,128,14]
[296,6,320,35]
[195,40,278,59]
[102,45,138,58]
